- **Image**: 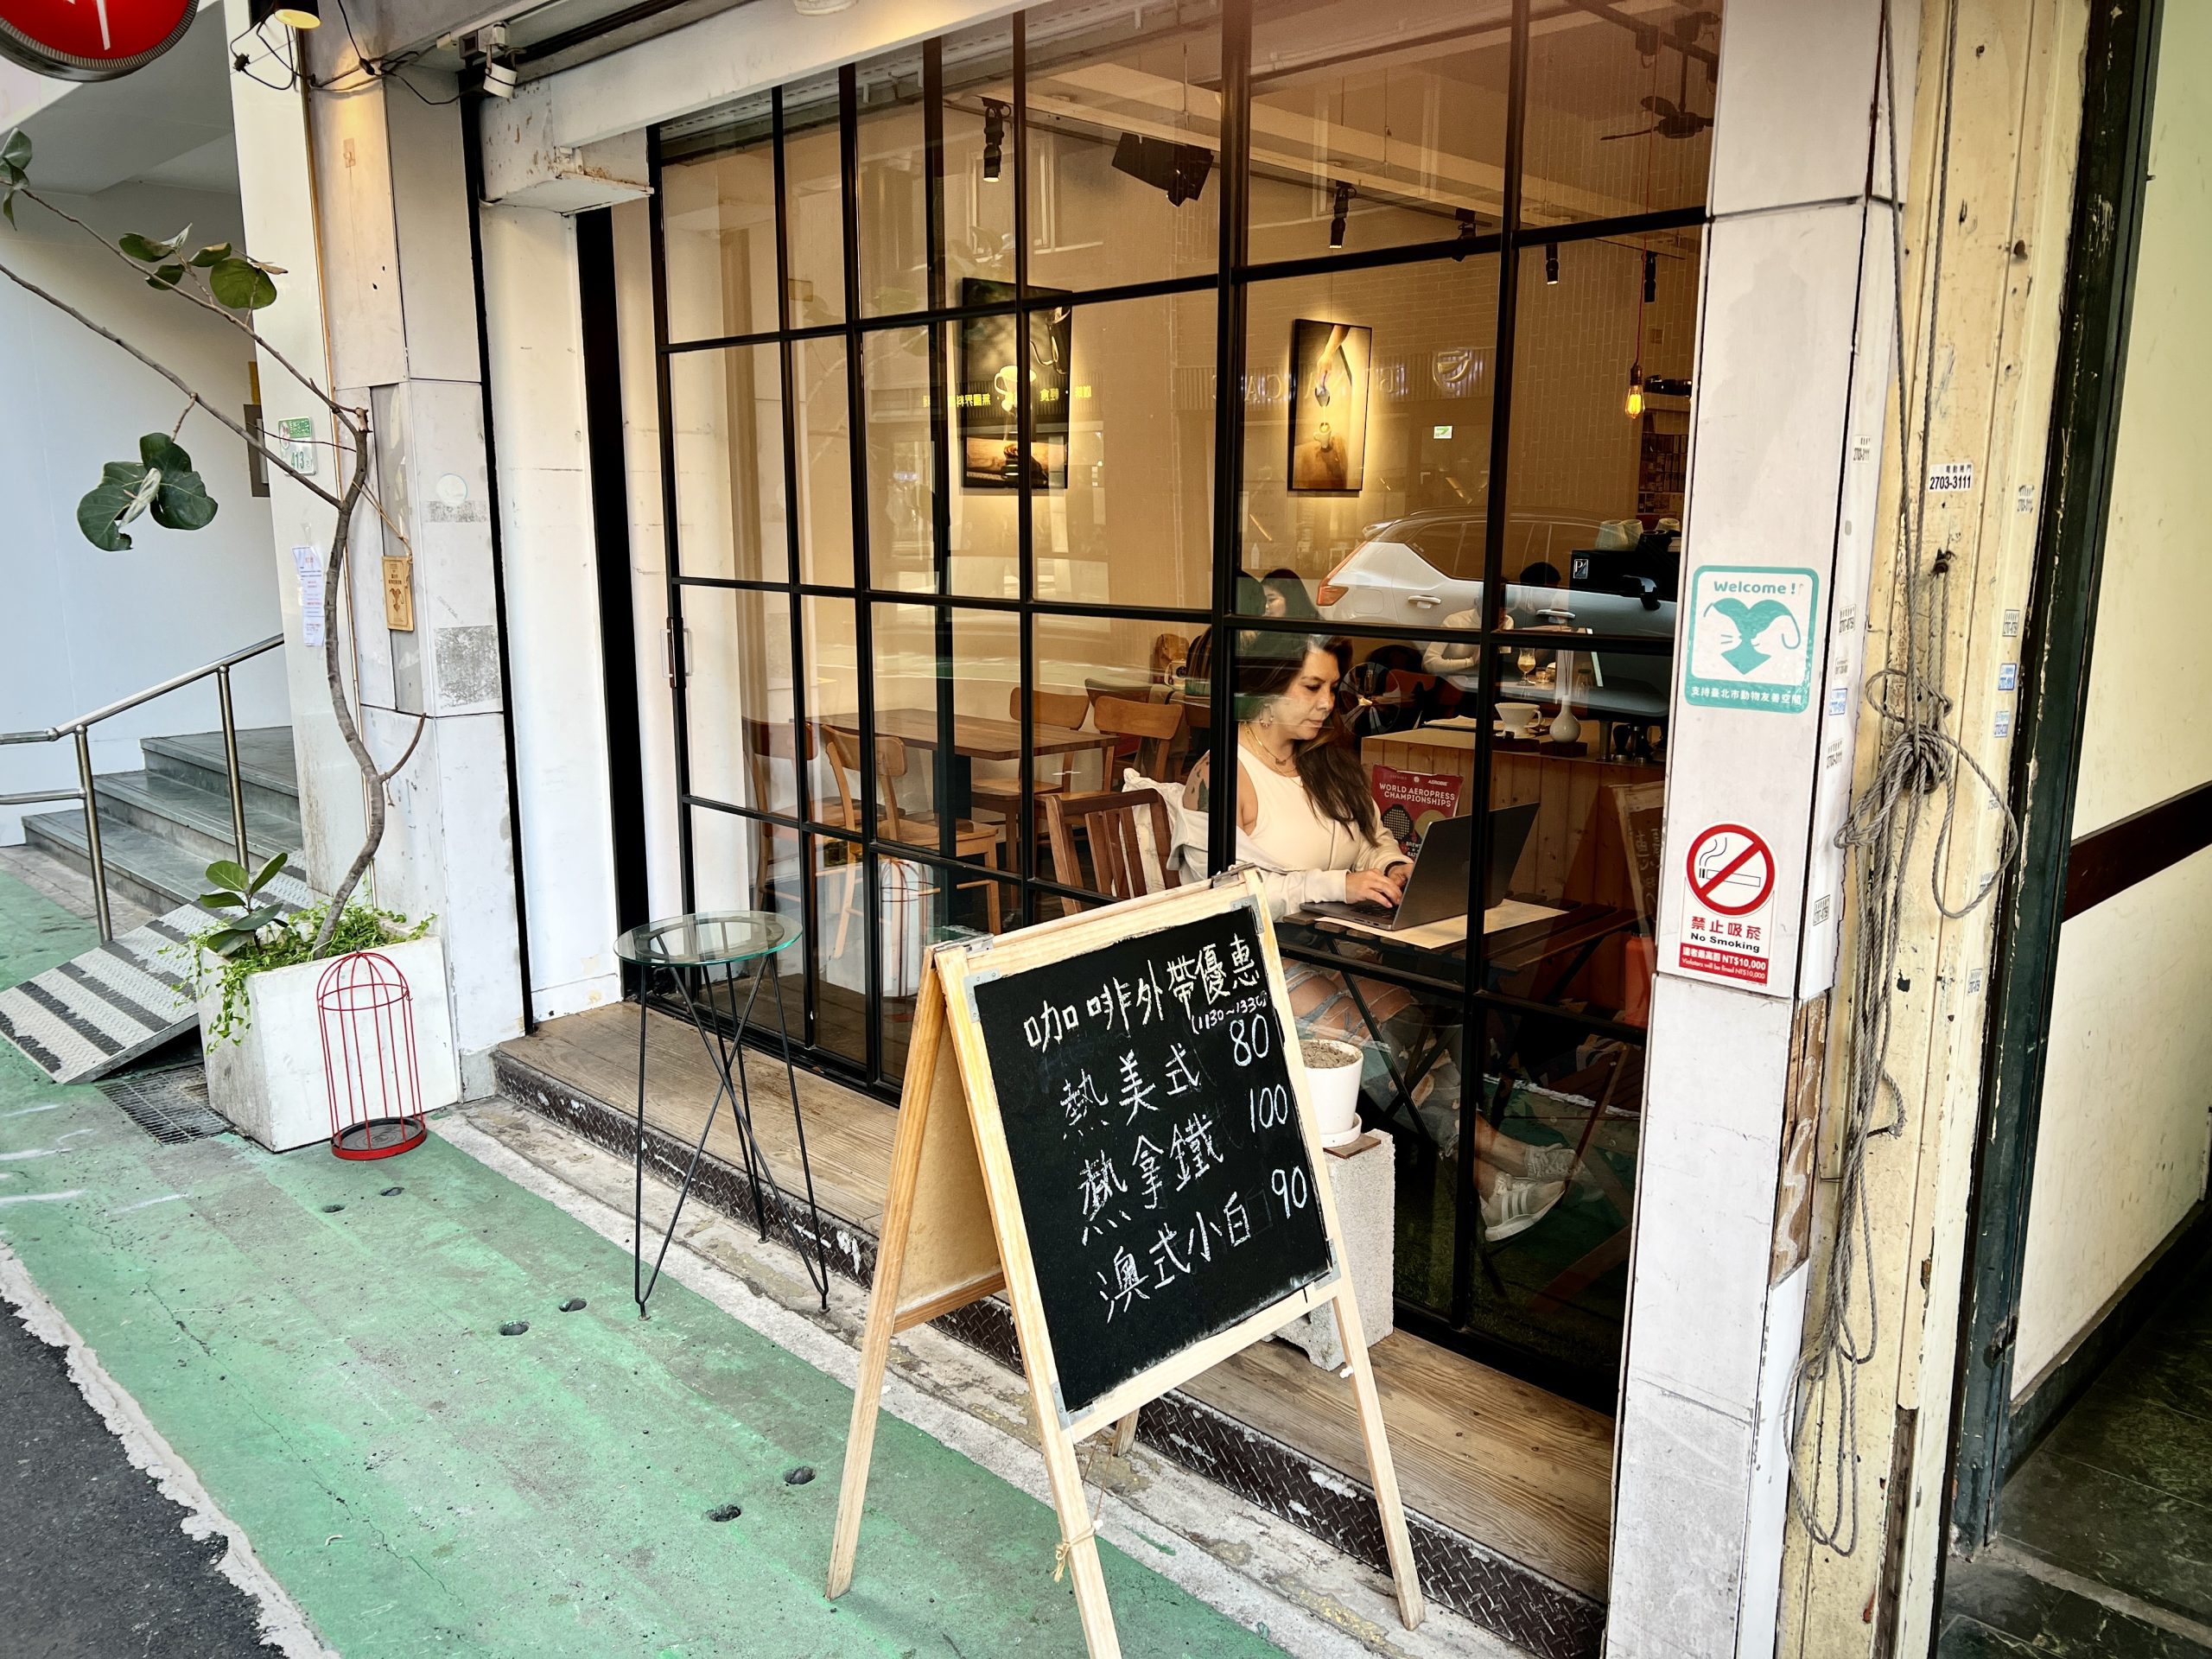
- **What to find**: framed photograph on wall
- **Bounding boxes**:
[1287,318,1371,493]
[958,278,1074,489]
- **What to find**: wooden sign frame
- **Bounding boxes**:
[827,873,1424,1656]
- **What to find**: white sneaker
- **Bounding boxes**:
[1519,1141,1580,1182]
[1483,1174,1567,1241]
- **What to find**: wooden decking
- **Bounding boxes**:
[500,1003,1616,1600]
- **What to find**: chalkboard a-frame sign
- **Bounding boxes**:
[826,874,1425,1656]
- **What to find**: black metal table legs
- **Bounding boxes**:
[632,956,832,1315]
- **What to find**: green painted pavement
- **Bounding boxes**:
[0,870,1288,1657]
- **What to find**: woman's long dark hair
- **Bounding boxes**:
[1237,633,1379,840]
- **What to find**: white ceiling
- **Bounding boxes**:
[18,3,237,198]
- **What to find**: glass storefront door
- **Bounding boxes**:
[637,0,1721,1408]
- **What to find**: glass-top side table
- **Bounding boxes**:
[613,910,830,1313]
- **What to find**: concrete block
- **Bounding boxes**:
[1280,1128,1395,1369]
[480,83,651,213]
[198,934,458,1153]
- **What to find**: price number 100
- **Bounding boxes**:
[1249,1084,1292,1132]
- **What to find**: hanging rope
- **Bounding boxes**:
[1789,0,2020,1555]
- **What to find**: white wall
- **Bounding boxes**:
[2015,854,2212,1384]
[0,181,284,841]
[2013,0,2212,1388]
[480,201,624,1021]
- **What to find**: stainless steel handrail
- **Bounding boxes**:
[1,633,286,941]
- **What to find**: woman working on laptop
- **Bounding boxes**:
[1182,633,1569,1239]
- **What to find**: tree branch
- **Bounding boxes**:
[312,416,387,953]
[0,255,346,512]
[378,713,429,785]
[19,187,352,440]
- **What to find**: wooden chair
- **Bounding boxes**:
[1044,788,1181,904]
[1090,695,1185,780]
[818,727,1004,951]
[740,716,810,897]
[969,688,1106,827]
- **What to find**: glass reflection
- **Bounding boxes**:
[1249,0,1512,265]
[877,858,1021,1081]
[669,345,786,583]
[941,22,1017,293]
[686,808,806,1034]
[680,585,796,816]
[855,56,930,316]
[793,335,854,585]
[1504,232,1697,601]
[860,327,936,589]
[1032,290,1216,611]
[783,90,847,327]
[1239,260,1500,620]
[1024,0,1222,292]
[1522,4,1722,229]
[659,130,778,344]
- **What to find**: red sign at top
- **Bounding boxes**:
[0,0,194,81]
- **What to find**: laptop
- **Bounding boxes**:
[1304,804,1540,932]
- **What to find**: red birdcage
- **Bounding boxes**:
[316,950,427,1160]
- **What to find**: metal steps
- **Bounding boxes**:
[22,728,300,912]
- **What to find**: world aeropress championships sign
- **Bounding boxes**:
[0,0,194,81]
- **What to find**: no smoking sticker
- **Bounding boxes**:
[1675,823,1777,988]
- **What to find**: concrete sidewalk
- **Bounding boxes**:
[0,869,1296,1658]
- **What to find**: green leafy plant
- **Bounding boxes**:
[194,852,292,956]
[188,898,431,1046]
[186,855,431,1043]
[0,127,422,953]
[77,432,219,550]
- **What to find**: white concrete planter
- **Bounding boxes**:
[196,937,459,1154]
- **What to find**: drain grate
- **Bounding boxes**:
[99,1065,229,1145]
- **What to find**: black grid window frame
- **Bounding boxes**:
[643,0,1708,1390]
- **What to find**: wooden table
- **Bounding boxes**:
[823,708,1104,821]
[1277,900,1632,1150]
[1363,727,1664,922]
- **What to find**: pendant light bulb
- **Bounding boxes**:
[1624,364,1644,420]
[1545,241,1560,284]
[1327,180,1354,251]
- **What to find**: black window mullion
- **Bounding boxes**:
[772,87,821,1051]
[1206,0,1253,878]
[839,62,884,1087]
[668,321,843,354]
[1013,10,1037,897]
[924,40,958,870]
[1453,0,1532,1333]
[646,130,698,915]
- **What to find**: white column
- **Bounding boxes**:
[226,21,524,1088]
[1607,3,1916,1655]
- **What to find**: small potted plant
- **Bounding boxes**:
[188,854,459,1153]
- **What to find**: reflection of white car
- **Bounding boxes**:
[1316,516,1677,640]
[1316,514,1678,721]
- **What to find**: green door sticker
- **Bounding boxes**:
[1681,565,1820,714]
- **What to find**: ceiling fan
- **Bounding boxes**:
[1601,8,1718,142]
[1600,93,1713,142]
